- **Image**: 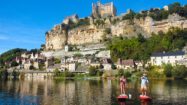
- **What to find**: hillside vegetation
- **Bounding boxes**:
[123,2,187,21]
[0,48,40,67]
[107,27,187,62]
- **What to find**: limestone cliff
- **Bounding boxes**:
[45,14,187,50]
[46,24,68,50]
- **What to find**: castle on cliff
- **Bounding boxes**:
[45,1,187,51]
[92,1,116,18]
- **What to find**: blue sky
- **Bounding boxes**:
[0,0,186,54]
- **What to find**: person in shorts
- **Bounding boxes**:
[141,73,149,96]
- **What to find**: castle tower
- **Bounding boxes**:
[92,1,116,18]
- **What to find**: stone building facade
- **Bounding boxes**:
[92,1,116,18]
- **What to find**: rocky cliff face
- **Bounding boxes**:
[46,24,67,50]
[45,14,187,50]
[68,26,104,45]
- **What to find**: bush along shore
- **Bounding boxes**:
[53,64,187,80]
[1,64,186,80]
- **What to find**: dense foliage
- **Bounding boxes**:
[0,48,27,66]
[68,17,90,29]
[123,2,187,21]
[107,28,187,62]
[88,66,103,76]
[117,69,132,78]
[172,65,187,79]
[163,64,173,77]
[0,48,41,67]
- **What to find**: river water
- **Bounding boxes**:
[0,79,186,105]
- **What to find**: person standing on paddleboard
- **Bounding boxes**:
[120,75,127,95]
[141,73,149,96]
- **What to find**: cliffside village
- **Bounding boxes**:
[6,42,187,78]
[5,1,187,78]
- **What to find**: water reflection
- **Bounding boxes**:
[0,79,186,105]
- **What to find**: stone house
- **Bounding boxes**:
[101,58,112,70]
[68,63,76,72]
[116,59,135,70]
[150,51,185,66]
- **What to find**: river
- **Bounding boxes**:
[0,79,186,105]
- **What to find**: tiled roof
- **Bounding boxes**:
[118,59,135,66]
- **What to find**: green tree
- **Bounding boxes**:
[172,65,187,79]
[111,64,117,70]
[104,28,111,34]
[124,71,132,78]
[11,61,19,67]
[118,69,124,76]
[122,10,136,20]
[54,68,61,76]
[89,66,98,76]
[54,58,61,64]
[0,48,27,67]
[163,64,173,77]
[73,53,83,58]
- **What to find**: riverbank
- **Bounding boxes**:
[0,67,187,80]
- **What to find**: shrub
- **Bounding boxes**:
[111,64,117,70]
[104,28,111,34]
[163,64,173,77]
[73,53,83,58]
[39,63,45,70]
[117,69,124,76]
[64,71,75,77]
[11,61,19,67]
[172,65,187,79]
[54,58,61,64]
[89,66,98,76]
[54,68,61,76]
[97,70,103,76]
[124,71,132,78]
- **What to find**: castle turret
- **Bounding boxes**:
[92,1,116,18]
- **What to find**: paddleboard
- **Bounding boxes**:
[117,94,128,100]
[139,95,151,101]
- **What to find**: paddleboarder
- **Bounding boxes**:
[141,73,149,96]
[120,75,127,95]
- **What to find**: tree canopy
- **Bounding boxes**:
[123,2,187,21]
[0,48,27,66]
[107,28,187,62]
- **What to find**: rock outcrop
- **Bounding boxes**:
[45,14,187,50]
